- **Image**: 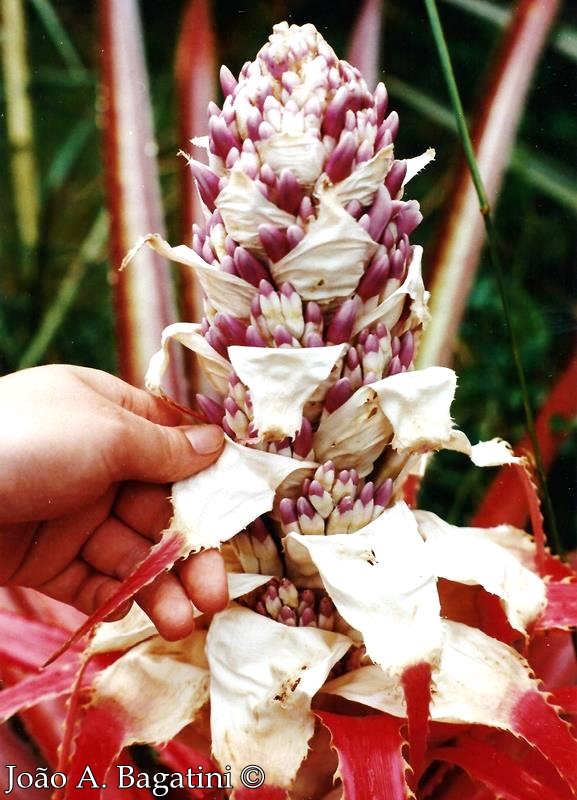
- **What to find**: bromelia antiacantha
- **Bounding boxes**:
[3,21,577,800]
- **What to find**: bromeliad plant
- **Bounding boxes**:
[2,17,577,800]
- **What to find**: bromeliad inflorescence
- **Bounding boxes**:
[31,21,577,799]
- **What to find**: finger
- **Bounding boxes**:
[110,421,224,485]
[113,482,172,538]
[77,368,187,426]
[36,558,132,620]
[177,549,229,614]
[133,576,196,640]
[82,516,196,639]
[82,516,160,576]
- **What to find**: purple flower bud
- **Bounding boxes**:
[259,224,291,262]
[298,195,314,223]
[307,479,334,518]
[358,213,371,232]
[248,517,271,543]
[383,110,399,141]
[196,394,225,425]
[373,82,388,125]
[246,325,267,347]
[279,497,298,526]
[293,416,313,459]
[204,326,228,358]
[258,278,274,297]
[190,161,221,211]
[390,249,406,280]
[324,377,353,414]
[356,251,391,301]
[225,147,241,170]
[396,200,423,237]
[221,418,236,438]
[260,162,276,186]
[323,85,348,139]
[207,100,221,119]
[374,478,393,511]
[304,332,325,347]
[246,106,263,141]
[209,114,240,160]
[234,247,272,287]
[258,120,276,140]
[359,481,375,505]
[345,199,363,219]
[326,297,360,344]
[272,325,295,347]
[296,496,315,520]
[287,224,305,249]
[314,461,335,492]
[304,301,322,325]
[338,495,354,514]
[319,596,335,618]
[279,606,297,626]
[202,239,215,264]
[224,396,240,416]
[385,159,407,199]
[278,169,303,215]
[355,139,373,164]
[300,589,316,611]
[325,131,356,183]
[367,185,393,242]
[214,312,247,345]
[388,355,402,376]
[299,607,317,627]
[399,330,415,367]
[308,479,325,500]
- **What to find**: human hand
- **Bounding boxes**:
[0,364,228,639]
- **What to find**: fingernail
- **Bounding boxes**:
[184,425,224,455]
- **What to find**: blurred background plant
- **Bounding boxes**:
[0,0,575,543]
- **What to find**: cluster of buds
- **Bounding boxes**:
[187,21,430,461]
[246,577,337,631]
[280,461,393,536]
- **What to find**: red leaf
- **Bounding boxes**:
[0,610,74,669]
[473,348,577,530]
[63,703,127,800]
[430,735,571,800]
[0,661,78,722]
[549,687,577,716]
[510,689,577,792]
[401,662,431,786]
[99,0,186,399]
[45,532,187,665]
[0,725,50,800]
[0,586,86,631]
[317,711,410,799]
[527,630,577,689]
[537,581,577,630]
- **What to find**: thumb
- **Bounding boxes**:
[116,422,225,484]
